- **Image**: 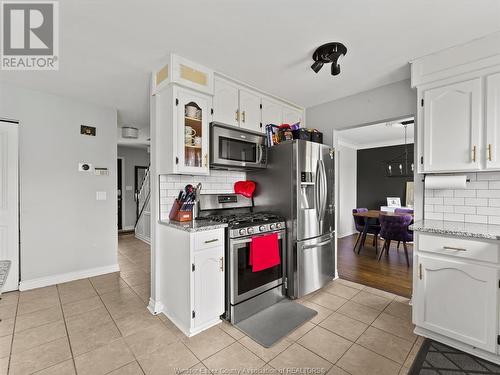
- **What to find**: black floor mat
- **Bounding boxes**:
[409,339,500,374]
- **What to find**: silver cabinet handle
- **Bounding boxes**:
[242,111,246,123]
[204,239,219,244]
[443,246,467,251]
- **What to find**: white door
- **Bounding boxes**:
[423,78,482,172]
[486,72,500,169]
[414,254,498,353]
[193,246,224,328]
[282,106,303,126]
[239,89,261,133]
[261,97,283,130]
[176,88,210,175]
[0,121,19,291]
[213,77,239,128]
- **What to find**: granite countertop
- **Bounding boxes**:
[410,220,500,240]
[158,219,227,233]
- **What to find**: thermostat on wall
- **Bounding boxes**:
[78,162,93,172]
[94,167,109,176]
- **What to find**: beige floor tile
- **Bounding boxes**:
[114,310,164,337]
[69,321,122,356]
[61,296,103,318]
[129,283,150,304]
[59,285,97,306]
[351,291,392,311]
[326,365,350,375]
[363,286,397,300]
[90,273,129,295]
[286,321,315,341]
[356,327,413,364]
[9,337,72,375]
[335,279,366,290]
[182,326,235,360]
[65,306,112,335]
[298,326,352,364]
[337,301,381,325]
[121,270,150,287]
[203,342,265,371]
[384,300,412,321]
[320,312,368,342]
[74,338,134,375]
[336,344,401,375]
[219,320,245,340]
[17,294,60,316]
[394,295,411,304]
[269,343,332,371]
[0,335,11,358]
[402,336,425,369]
[371,313,416,343]
[309,291,348,311]
[0,303,18,320]
[0,318,14,337]
[399,366,410,375]
[324,282,361,299]
[124,324,178,358]
[12,320,66,354]
[137,341,198,375]
[239,336,293,362]
[15,306,63,333]
[107,361,145,375]
[0,291,19,306]
[18,286,58,303]
[33,359,75,375]
[0,356,8,375]
[297,300,333,324]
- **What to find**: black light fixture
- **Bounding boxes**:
[311,42,347,76]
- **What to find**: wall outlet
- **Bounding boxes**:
[78,162,93,172]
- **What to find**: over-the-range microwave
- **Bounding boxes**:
[210,122,267,170]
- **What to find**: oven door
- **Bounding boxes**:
[211,123,266,169]
[229,230,285,305]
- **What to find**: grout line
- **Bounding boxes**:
[55,284,78,375]
[6,291,20,374]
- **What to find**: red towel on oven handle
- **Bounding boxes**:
[249,233,281,272]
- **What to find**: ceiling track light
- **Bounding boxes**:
[310,42,347,76]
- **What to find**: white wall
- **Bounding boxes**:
[337,143,357,238]
[117,146,150,230]
[0,83,118,289]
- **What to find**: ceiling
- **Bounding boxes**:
[338,117,414,149]
[1,0,499,142]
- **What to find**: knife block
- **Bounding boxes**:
[168,199,193,222]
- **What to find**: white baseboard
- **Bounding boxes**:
[19,264,120,291]
[121,226,135,231]
[135,232,151,245]
[147,298,164,315]
[338,231,357,238]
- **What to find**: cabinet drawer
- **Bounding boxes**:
[194,230,224,250]
[418,233,499,263]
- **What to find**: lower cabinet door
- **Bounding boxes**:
[193,246,224,329]
[415,254,498,353]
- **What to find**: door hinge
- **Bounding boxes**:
[497,335,500,345]
[421,98,424,107]
[192,263,195,272]
[175,98,179,106]
[211,108,214,115]
[192,310,195,319]
[420,156,423,165]
[260,103,262,109]
[175,157,179,165]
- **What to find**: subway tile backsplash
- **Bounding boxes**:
[159,170,246,221]
[425,172,500,224]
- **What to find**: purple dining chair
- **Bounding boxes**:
[352,208,381,254]
[378,214,413,267]
[394,208,414,251]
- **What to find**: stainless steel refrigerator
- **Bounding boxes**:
[248,140,335,299]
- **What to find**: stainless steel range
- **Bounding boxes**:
[196,194,286,323]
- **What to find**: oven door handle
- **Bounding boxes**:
[230,230,285,245]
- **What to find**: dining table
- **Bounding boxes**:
[352,209,414,254]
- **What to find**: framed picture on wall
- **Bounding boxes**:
[387,197,401,207]
[406,181,415,208]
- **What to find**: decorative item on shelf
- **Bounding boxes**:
[185,103,200,119]
[310,42,347,76]
[383,119,414,177]
[277,124,293,143]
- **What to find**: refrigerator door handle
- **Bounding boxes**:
[314,160,321,219]
[320,159,328,219]
[302,238,333,250]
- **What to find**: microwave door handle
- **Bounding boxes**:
[256,144,264,164]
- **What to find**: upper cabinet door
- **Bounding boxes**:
[261,98,283,129]
[239,89,262,133]
[282,106,303,126]
[176,88,210,175]
[423,78,482,172]
[486,72,500,169]
[213,78,239,128]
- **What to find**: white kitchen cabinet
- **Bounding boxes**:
[239,88,262,133]
[261,97,283,128]
[486,72,500,169]
[159,226,225,336]
[213,77,239,127]
[155,85,211,175]
[422,78,482,172]
[414,253,498,353]
[282,105,303,126]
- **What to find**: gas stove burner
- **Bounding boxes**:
[198,212,282,226]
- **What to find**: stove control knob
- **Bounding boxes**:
[276,223,282,229]
[270,224,276,230]
[239,229,246,236]
[247,227,254,234]
[259,225,266,232]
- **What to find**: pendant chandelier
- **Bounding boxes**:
[384,120,414,177]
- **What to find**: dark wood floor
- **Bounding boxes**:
[337,233,413,298]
